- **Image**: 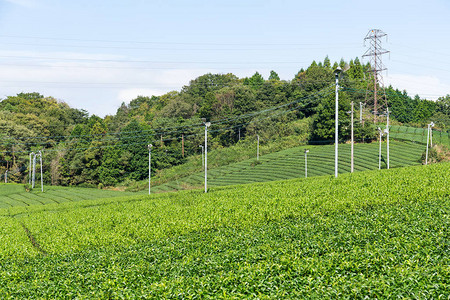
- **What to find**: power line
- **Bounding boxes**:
[0,34,361,47]
[0,55,308,65]
[0,85,334,143]
[0,62,308,71]
[390,59,450,73]
[0,88,334,153]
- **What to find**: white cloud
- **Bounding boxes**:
[386,73,450,100]
[5,48,448,118]
[0,50,218,116]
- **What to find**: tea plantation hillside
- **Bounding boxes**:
[0,163,448,298]
[0,184,135,209]
[390,125,450,145]
[151,140,425,192]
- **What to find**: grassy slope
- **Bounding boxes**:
[0,163,448,298]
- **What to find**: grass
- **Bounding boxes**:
[0,163,448,298]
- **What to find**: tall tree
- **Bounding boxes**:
[268,70,280,81]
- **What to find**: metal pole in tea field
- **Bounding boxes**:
[425,122,434,165]
[430,122,434,147]
[351,101,354,173]
[32,153,36,188]
[378,127,383,170]
[148,144,152,195]
[304,149,309,178]
[29,152,33,185]
[204,121,211,193]
[334,67,341,178]
[257,134,260,161]
[38,151,43,192]
[359,102,363,122]
[386,108,390,169]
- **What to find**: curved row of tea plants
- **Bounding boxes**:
[0,184,136,209]
[151,140,425,192]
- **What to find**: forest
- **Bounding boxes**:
[0,57,449,187]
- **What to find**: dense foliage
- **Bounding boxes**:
[0,58,448,187]
[0,163,448,297]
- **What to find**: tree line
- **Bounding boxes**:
[1,57,448,187]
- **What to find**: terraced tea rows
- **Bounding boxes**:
[0,184,135,209]
[390,125,449,145]
[152,140,424,192]
[0,163,448,298]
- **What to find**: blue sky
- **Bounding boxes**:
[0,0,449,116]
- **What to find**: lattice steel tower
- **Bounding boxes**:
[363,29,389,123]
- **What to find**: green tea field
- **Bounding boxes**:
[0,163,448,298]
[0,184,136,209]
[152,140,425,193]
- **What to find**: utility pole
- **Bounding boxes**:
[182,134,184,158]
[425,122,435,165]
[12,146,15,167]
[430,125,433,147]
[351,102,354,173]
[148,144,152,195]
[304,149,309,178]
[426,125,430,165]
[334,67,341,178]
[4,170,7,183]
[386,108,390,169]
[39,151,43,192]
[363,29,389,123]
[257,134,260,161]
[359,102,363,122]
[378,127,383,170]
[32,152,36,188]
[29,152,33,185]
[203,120,211,193]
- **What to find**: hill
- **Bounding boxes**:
[1,60,448,190]
[150,139,425,193]
[0,163,448,297]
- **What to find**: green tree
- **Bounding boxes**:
[182,73,238,98]
[118,119,153,181]
[312,91,351,142]
[244,72,265,90]
[323,56,331,69]
[436,95,450,115]
[268,70,280,81]
[196,92,216,120]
